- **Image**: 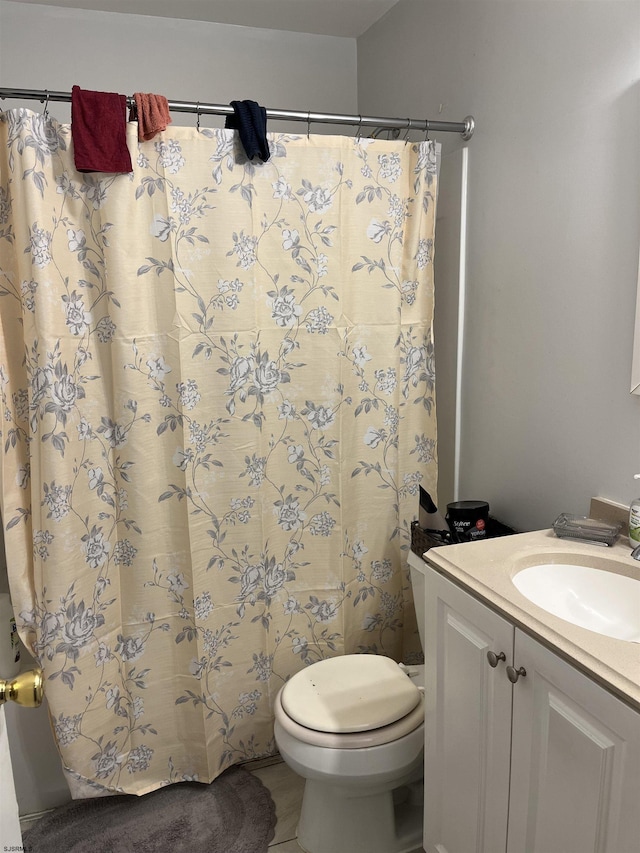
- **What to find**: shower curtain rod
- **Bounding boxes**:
[0,87,475,140]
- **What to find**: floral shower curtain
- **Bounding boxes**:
[0,108,438,795]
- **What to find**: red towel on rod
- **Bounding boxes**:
[71,85,132,173]
[133,92,172,141]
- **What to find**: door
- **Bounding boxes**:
[1,533,71,819]
[424,568,513,853]
[5,693,72,816]
[507,630,640,853]
[0,706,22,848]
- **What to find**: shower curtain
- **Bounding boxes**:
[0,107,438,795]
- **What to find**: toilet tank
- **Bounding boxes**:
[407,551,427,652]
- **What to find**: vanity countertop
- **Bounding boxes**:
[420,529,640,711]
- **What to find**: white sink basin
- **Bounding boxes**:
[512,563,640,641]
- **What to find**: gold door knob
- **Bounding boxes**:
[0,668,43,707]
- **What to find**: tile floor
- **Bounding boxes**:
[248,757,306,851]
[18,757,307,850]
[248,756,426,853]
[21,755,424,852]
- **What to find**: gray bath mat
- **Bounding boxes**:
[22,765,277,853]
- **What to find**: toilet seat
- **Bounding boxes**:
[275,655,425,749]
[281,654,421,732]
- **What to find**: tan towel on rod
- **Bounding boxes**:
[134,93,172,141]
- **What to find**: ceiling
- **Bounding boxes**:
[7,0,401,37]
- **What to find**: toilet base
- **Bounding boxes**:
[296,774,423,853]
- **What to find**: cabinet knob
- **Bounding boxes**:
[506,665,527,684]
[486,650,506,668]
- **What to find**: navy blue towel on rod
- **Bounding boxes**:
[225,100,270,162]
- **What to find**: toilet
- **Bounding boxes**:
[274,553,426,853]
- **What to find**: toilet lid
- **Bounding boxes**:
[280,655,421,733]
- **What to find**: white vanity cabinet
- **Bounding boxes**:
[424,566,640,853]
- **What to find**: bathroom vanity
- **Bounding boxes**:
[413,530,640,853]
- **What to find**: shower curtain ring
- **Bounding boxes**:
[42,89,50,118]
[356,115,363,141]
[403,118,413,141]
[196,102,201,131]
[424,119,430,141]
[307,110,311,139]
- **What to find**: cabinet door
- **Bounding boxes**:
[507,630,640,853]
[424,569,513,853]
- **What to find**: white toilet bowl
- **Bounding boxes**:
[274,553,428,853]
[274,655,425,853]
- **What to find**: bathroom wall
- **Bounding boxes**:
[358,0,640,531]
[0,0,359,816]
[0,0,357,129]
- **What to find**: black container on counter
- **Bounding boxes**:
[446,500,490,542]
